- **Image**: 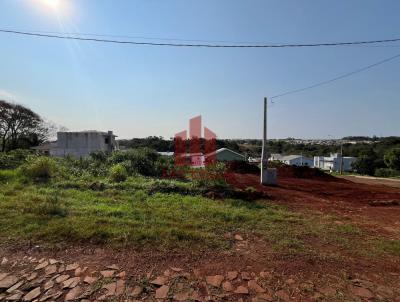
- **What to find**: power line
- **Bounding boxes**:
[271,52,400,99]
[1,28,400,48]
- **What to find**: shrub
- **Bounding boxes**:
[109,148,161,176]
[0,170,18,182]
[109,164,128,182]
[19,156,58,181]
[0,149,34,169]
[375,168,400,178]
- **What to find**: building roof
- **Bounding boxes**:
[206,148,245,158]
[58,130,117,137]
[280,155,313,161]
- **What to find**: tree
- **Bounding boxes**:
[352,148,384,176]
[384,148,400,171]
[0,100,51,152]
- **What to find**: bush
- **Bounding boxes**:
[0,170,18,183]
[19,156,58,181]
[0,149,34,169]
[109,164,128,182]
[375,168,400,178]
[109,148,161,176]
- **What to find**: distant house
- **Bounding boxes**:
[206,148,245,162]
[269,154,313,167]
[314,153,357,172]
[33,131,118,158]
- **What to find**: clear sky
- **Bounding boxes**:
[0,0,399,139]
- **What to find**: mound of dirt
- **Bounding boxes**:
[276,165,338,181]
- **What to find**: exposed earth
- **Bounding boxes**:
[1,170,400,301]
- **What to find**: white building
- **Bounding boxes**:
[33,131,118,158]
[314,153,357,172]
[269,154,314,167]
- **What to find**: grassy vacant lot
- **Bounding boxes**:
[1,167,399,259]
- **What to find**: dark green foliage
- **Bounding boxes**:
[19,156,58,181]
[0,149,34,169]
[375,168,400,178]
[384,148,400,171]
[352,149,385,176]
[109,164,128,182]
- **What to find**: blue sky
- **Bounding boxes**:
[0,0,399,139]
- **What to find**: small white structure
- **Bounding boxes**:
[314,153,357,172]
[33,131,118,158]
[269,154,314,167]
[206,148,245,162]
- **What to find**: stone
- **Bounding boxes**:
[6,280,24,293]
[23,287,41,301]
[115,280,125,295]
[256,293,273,301]
[376,285,394,297]
[234,286,249,294]
[150,276,168,286]
[318,286,336,296]
[100,270,115,278]
[155,285,169,299]
[62,277,81,289]
[241,272,251,280]
[26,273,38,281]
[106,264,119,270]
[0,273,9,280]
[128,286,142,297]
[66,263,79,271]
[40,289,63,301]
[65,286,83,301]
[227,271,238,281]
[206,275,224,288]
[34,261,48,270]
[44,280,54,291]
[6,292,23,301]
[259,271,271,279]
[170,267,183,272]
[83,276,98,284]
[275,290,290,301]
[117,271,126,279]
[49,259,58,265]
[222,281,234,292]
[0,275,19,289]
[38,258,45,263]
[248,280,266,293]
[56,275,70,283]
[285,278,295,285]
[74,267,87,277]
[102,282,116,296]
[234,234,244,241]
[350,286,374,299]
[45,265,58,276]
[173,292,189,301]
[1,257,9,265]
[58,265,65,273]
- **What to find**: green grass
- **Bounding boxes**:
[0,172,399,258]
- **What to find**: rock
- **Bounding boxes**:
[100,270,115,278]
[241,272,251,280]
[49,259,58,265]
[173,292,189,301]
[62,277,81,289]
[34,261,48,270]
[1,257,9,265]
[66,263,79,271]
[206,275,224,288]
[115,280,125,295]
[117,271,126,279]
[44,280,54,291]
[102,282,116,296]
[6,292,23,301]
[376,285,394,297]
[222,281,234,292]
[56,275,70,283]
[83,276,98,284]
[255,293,273,301]
[74,267,87,277]
[26,273,37,281]
[227,271,238,281]
[170,267,183,272]
[150,276,168,286]
[6,280,24,293]
[350,286,374,299]
[275,290,290,301]
[45,265,58,276]
[0,273,9,280]
[234,286,249,294]
[65,286,83,301]
[285,278,295,285]
[106,264,119,270]
[155,285,169,299]
[259,271,271,279]
[38,258,45,263]
[128,286,142,297]
[235,234,244,241]
[23,287,41,301]
[248,280,266,293]
[58,265,65,273]
[0,275,19,289]
[318,286,336,296]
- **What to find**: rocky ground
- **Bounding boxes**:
[1,249,400,302]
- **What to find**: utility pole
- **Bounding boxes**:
[261,97,277,185]
[339,141,343,175]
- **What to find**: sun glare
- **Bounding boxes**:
[42,0,60,9]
